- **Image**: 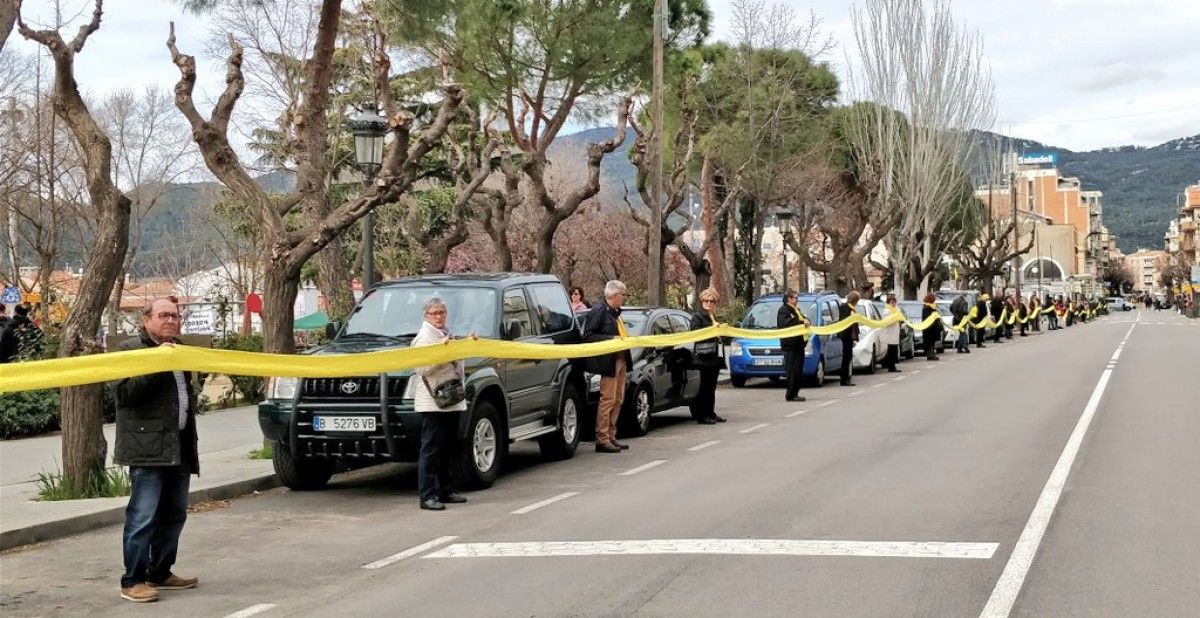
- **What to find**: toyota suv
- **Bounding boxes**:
[258,274,586,491]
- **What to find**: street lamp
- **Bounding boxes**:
[349,106,388,289]
[776,209,794,292]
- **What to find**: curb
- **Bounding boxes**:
[0,473,280,551]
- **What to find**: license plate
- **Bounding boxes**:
[753,358,784,366]
[313,416,376,432]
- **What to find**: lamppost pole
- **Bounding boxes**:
[349,106,388,290]
[647,0,666,305]
[777,209,793,293]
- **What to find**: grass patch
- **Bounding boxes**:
[36,466,131,501]
[248,442,274,460]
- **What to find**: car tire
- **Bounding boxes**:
[620,383,653,437]
[730,374,748,388]
[458,400,504,489]
[273,443,333,491]
[539,383,582,461]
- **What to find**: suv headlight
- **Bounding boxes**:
[268,377,298,400]
[402,376,418,400]
[730,341,743,356]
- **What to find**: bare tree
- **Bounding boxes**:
[957,136,1032,293]
[167,0,464,354]
[846,0,996,298]
[18,0,134,489]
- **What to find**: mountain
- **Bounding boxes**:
[553,126,1200,253]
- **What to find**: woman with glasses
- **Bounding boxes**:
[689,288,726,424]
[411,297,477,511]
[569,286,590,313]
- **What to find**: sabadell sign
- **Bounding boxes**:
[1018,152,1058,166]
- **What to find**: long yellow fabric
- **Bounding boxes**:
[0,307,1094,394]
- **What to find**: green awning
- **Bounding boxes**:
[293,311,329,330]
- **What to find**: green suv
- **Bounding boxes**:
[259,274,585,490]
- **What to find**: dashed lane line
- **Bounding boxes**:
[687,440,721,452]
[816,400,838,408]
[223,604,277,618]
[893,376,906,381]
[873,383,887,388]
[363,536,459,570]
[739,423,771,434]
[785,410,807,418]
[845,390,863,397]
[619,460,667,476]
[423,539,1000,560]
[511,492,581,515]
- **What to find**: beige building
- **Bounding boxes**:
[1177,182,1200,267]
[1124,248,1168,293]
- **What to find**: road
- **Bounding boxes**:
[1,310,1196,617]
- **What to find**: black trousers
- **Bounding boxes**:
[784,348,805,398]
[418,412,462,502]
[692,366,720,419]
[884,344,899,369]
[973,328,986,347]
[838,339,854,383]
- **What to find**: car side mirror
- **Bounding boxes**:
[325,321,341,340]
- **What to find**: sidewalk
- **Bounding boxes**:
[0,405,277,550]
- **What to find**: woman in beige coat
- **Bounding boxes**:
[412,297,476,511]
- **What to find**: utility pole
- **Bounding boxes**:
[647,0,665,305]
[1010,171,1021,301]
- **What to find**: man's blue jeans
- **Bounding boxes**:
[121,466,190,588]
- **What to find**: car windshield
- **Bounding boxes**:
[621,313,647,334]
[742,300,816,329]
[343,285,499,339]
[898,301,924,320]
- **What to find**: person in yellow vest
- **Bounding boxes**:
[690,288,727,424]
[581,280,634,453]
[776,290,811,402]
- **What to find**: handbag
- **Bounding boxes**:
[694,340,719,357]
[421,365,466,408]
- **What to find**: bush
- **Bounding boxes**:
[0,389,61,439]
[717,297,749,326]
[214,333,266,405]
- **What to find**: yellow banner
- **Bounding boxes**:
[0,307,1093,394]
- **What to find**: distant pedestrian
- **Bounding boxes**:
[411,296,476,511]
[989,293,1005,343]
[690,288,727,424]
[111,297,199,604]
[922,293,942,361]
[582,280,633,453]
[838,292,861,386]
[973,293,990,348]
[1028,294,1041,332]
[951,294,970,354]
[569,286,590,313]
[880,294,902,372]
[777,290,810,401]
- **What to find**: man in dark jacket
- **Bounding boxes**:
[0,303,42,362]
[111,297,200,603]
[950,294,970,353]
[582,280,633,453]
[989,293,1005,343]
[972,293,989,348]
[837,291,861,386]
[776,291,810,402]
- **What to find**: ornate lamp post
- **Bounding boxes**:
[348,106,388,289]
[776,209,794,292]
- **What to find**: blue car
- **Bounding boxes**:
[728,292,846,388]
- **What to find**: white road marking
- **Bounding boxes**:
[845,390,863,397]
[911,369,923,374]
[785,410,807,418]
[424,539,999,560]
[619,460,667,476]
[363,536,459,570]
[816,400,838,408]
[687,440,721,452]
[223,604,277,618]
[739,423,770,434]
[511,492,581,515]
[980,322,1136,618]
[892,376,906,381]
[872,383,887,388]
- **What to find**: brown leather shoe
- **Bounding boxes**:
[594,442,621,453]
[150,574,198,590]
[120,583,159,603]
[611,440,630,450]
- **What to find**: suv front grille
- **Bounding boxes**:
[748,347,782,356]
[301,376,405,400]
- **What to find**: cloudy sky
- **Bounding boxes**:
[9,0,1200,151]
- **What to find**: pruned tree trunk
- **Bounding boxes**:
[702,157,733,302]
[0,0,17,53]
[19,1,132,488]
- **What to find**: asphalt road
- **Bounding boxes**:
[1,310,1196,617]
